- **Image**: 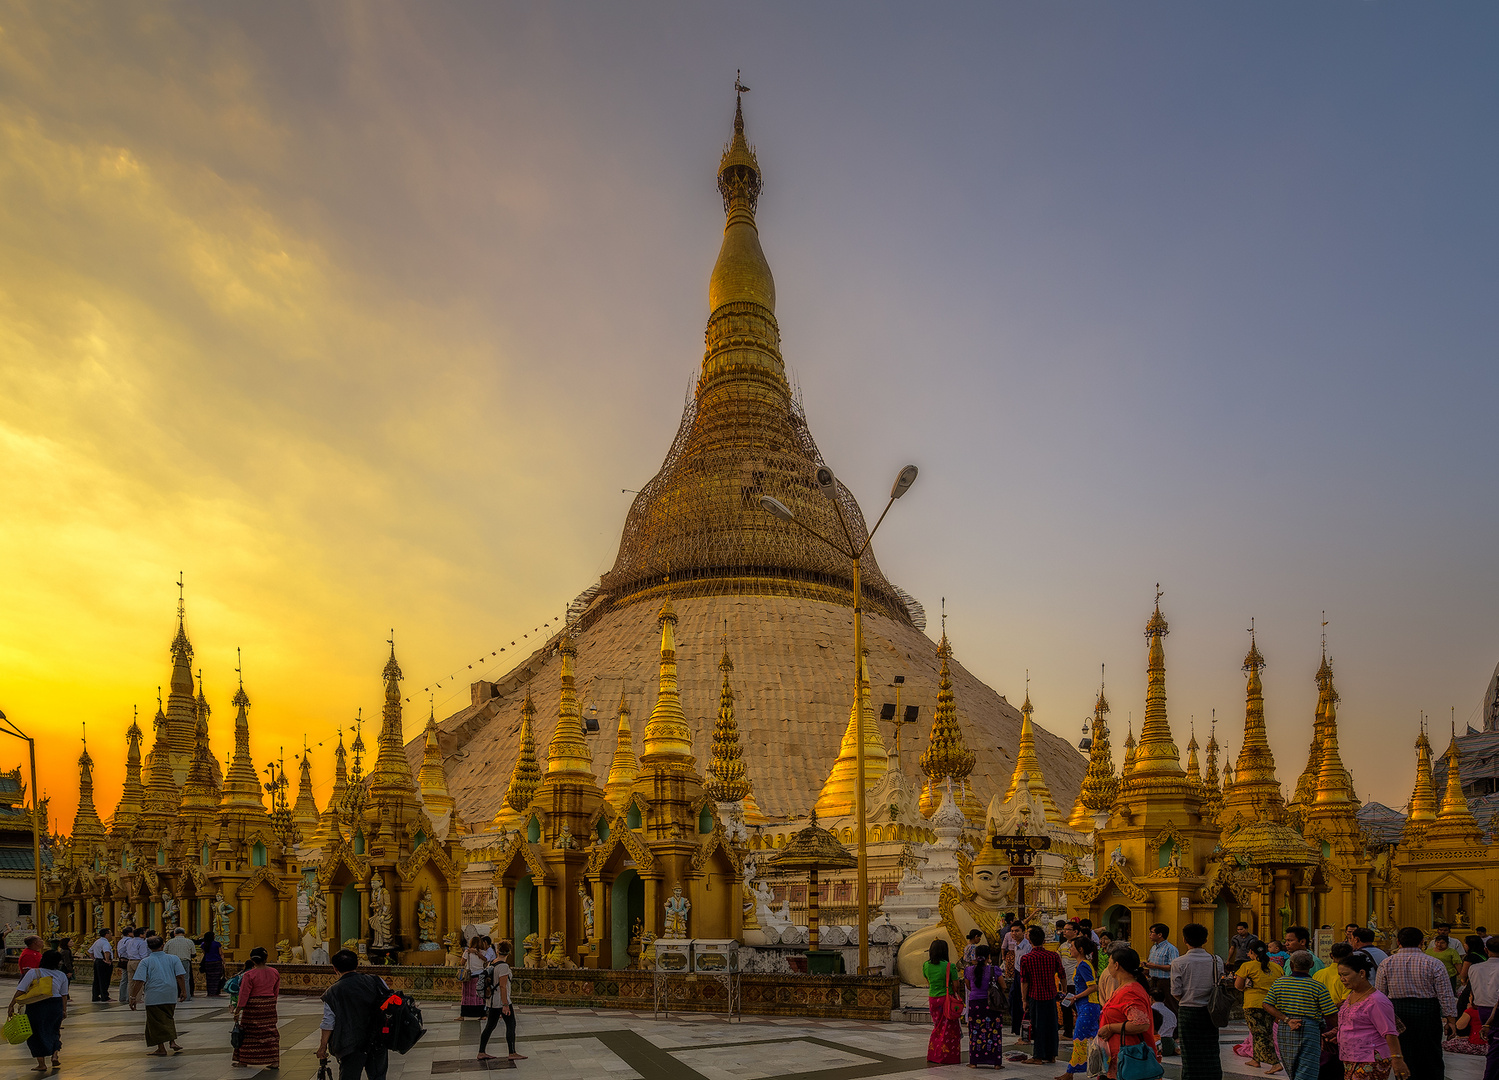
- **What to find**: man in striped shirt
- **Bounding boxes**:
[1263,951,1338,1080]
[1375,926,1458,1080]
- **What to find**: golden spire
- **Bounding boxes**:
[179,669,222,824]
[1185,725,1203,789]
[1407,717,1437,823]
[1201,715,1224,822]
[1003,678,1062,821]
[602,688,639,812]
[709,82,774,317]
[368,634,420,800]
[70,729,108,849]
[494,693,541,827]
[1120,719,1137,778]
[705,643,752,803]
[1293,622,1335,808]
[815,647,892,819]
[641,597,695,765]
[543,627,595,777]
[219,654,267,818]
[1131,588,1187,786]
[418,703,455,825]
[1311,685,1353,808]
[1069,673,1118,828]
[1428,726,1482,843]
[111,708,147,840]
[1222,625,1283,821]
[291,741,320,837]
[164,573,198,776]
[919,630,977,817]
[138,689,181,838]
[1222,757,1235,790]
[313,732,348,847]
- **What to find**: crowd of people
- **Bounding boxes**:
[921,916,1499,1080]
[6,928,528,1077]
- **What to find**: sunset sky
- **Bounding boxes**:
[3,3,1496,829]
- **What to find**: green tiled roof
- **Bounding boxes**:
[0,848,35,872]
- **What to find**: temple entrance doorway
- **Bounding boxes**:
[1103,904,1131,943]
[611,871,643,970]
[338,883,359,947]
[514,875,537,950]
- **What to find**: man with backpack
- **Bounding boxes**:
[317,950,394,1080]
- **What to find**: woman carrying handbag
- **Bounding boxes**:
[924,939,964,1065]
[1096,948,1161,1079]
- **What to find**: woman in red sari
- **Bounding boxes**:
[1095,947,1157,1079]
[923,938,963,1064]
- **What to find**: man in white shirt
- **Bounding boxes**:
[482,936,497,962]
[1470,936,1499,1076]
[89,929,115,1002]
[164,929,197,998]
[1002,923,1033,1037]
[119,928,150,1003]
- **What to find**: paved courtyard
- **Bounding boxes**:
[7,982,1487,1080]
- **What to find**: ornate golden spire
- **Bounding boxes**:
[179,670,222,826]
[368,636,419,801]
[1222,626,1284,822]
[1068,676,1118,829]
[1120,720,1137,778]
[641,597,695,765]
[1428,727,1483,843]
[815,648,892,819]
[417,704,455,826]
[1201,718,1224,822]
[919,631,977,817]
[111,709,147,840]
[1130,589,1188,787]
[314,732,348,847]
[495,693,541,826]
[1185,726,1203,790]
[291,742,320,838]
[594,87,911,624]
[602,688,639,812]
[1003,680,1061,821]
[165,574,198,777]
[70,731,108,849]
[1311,685,1353,808]
[709,85,773,317]
[705,644,752,803]
[1293,630,1336,809]
[542,627,595,778]
[1407,718,1438,823]
[138,690,181,839]
[219,657,267,819]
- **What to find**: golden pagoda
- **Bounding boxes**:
[527,627,606,845]
[366,641,423,822]
[1220,630,1284,826]
[1184,727,1203,791]
[291,744,320,840]
[135,693,180,853]
[1290,647,1336,811]
[602,690,639,813]
[1128,595,1190,793]
[1068,682,1117,829]
[1200,724,1224,824]
[109,710,147,846]
[493,694,540,831]
[918,631,981,822]
[1002,685,1062,822]
[218,670,268,821]
[313,732,349,847]
[705,646,751,803]
[1119,721,1137,781]
[631,596,705,839]
[69,737,109,858]
[1426,730,1485,846]
[814,649,890,818]
[177,671,223,842]
[417,707,456,832]
[1404,719,1438,835]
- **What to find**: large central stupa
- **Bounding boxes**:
[412,93,1085,825]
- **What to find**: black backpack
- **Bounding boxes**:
[371,989,426,1055]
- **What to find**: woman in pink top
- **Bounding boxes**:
[233,947,281,1068]
[1334,952,1407,1080]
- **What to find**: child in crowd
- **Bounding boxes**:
[1150,985,1178,1057]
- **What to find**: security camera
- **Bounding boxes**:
[815,467,837,497]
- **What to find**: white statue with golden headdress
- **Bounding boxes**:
[894,827,1017,986]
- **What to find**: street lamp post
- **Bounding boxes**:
[760,462,918,974]
[0,710,44,939]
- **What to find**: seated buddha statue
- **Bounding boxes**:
[895,834,1016,986]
